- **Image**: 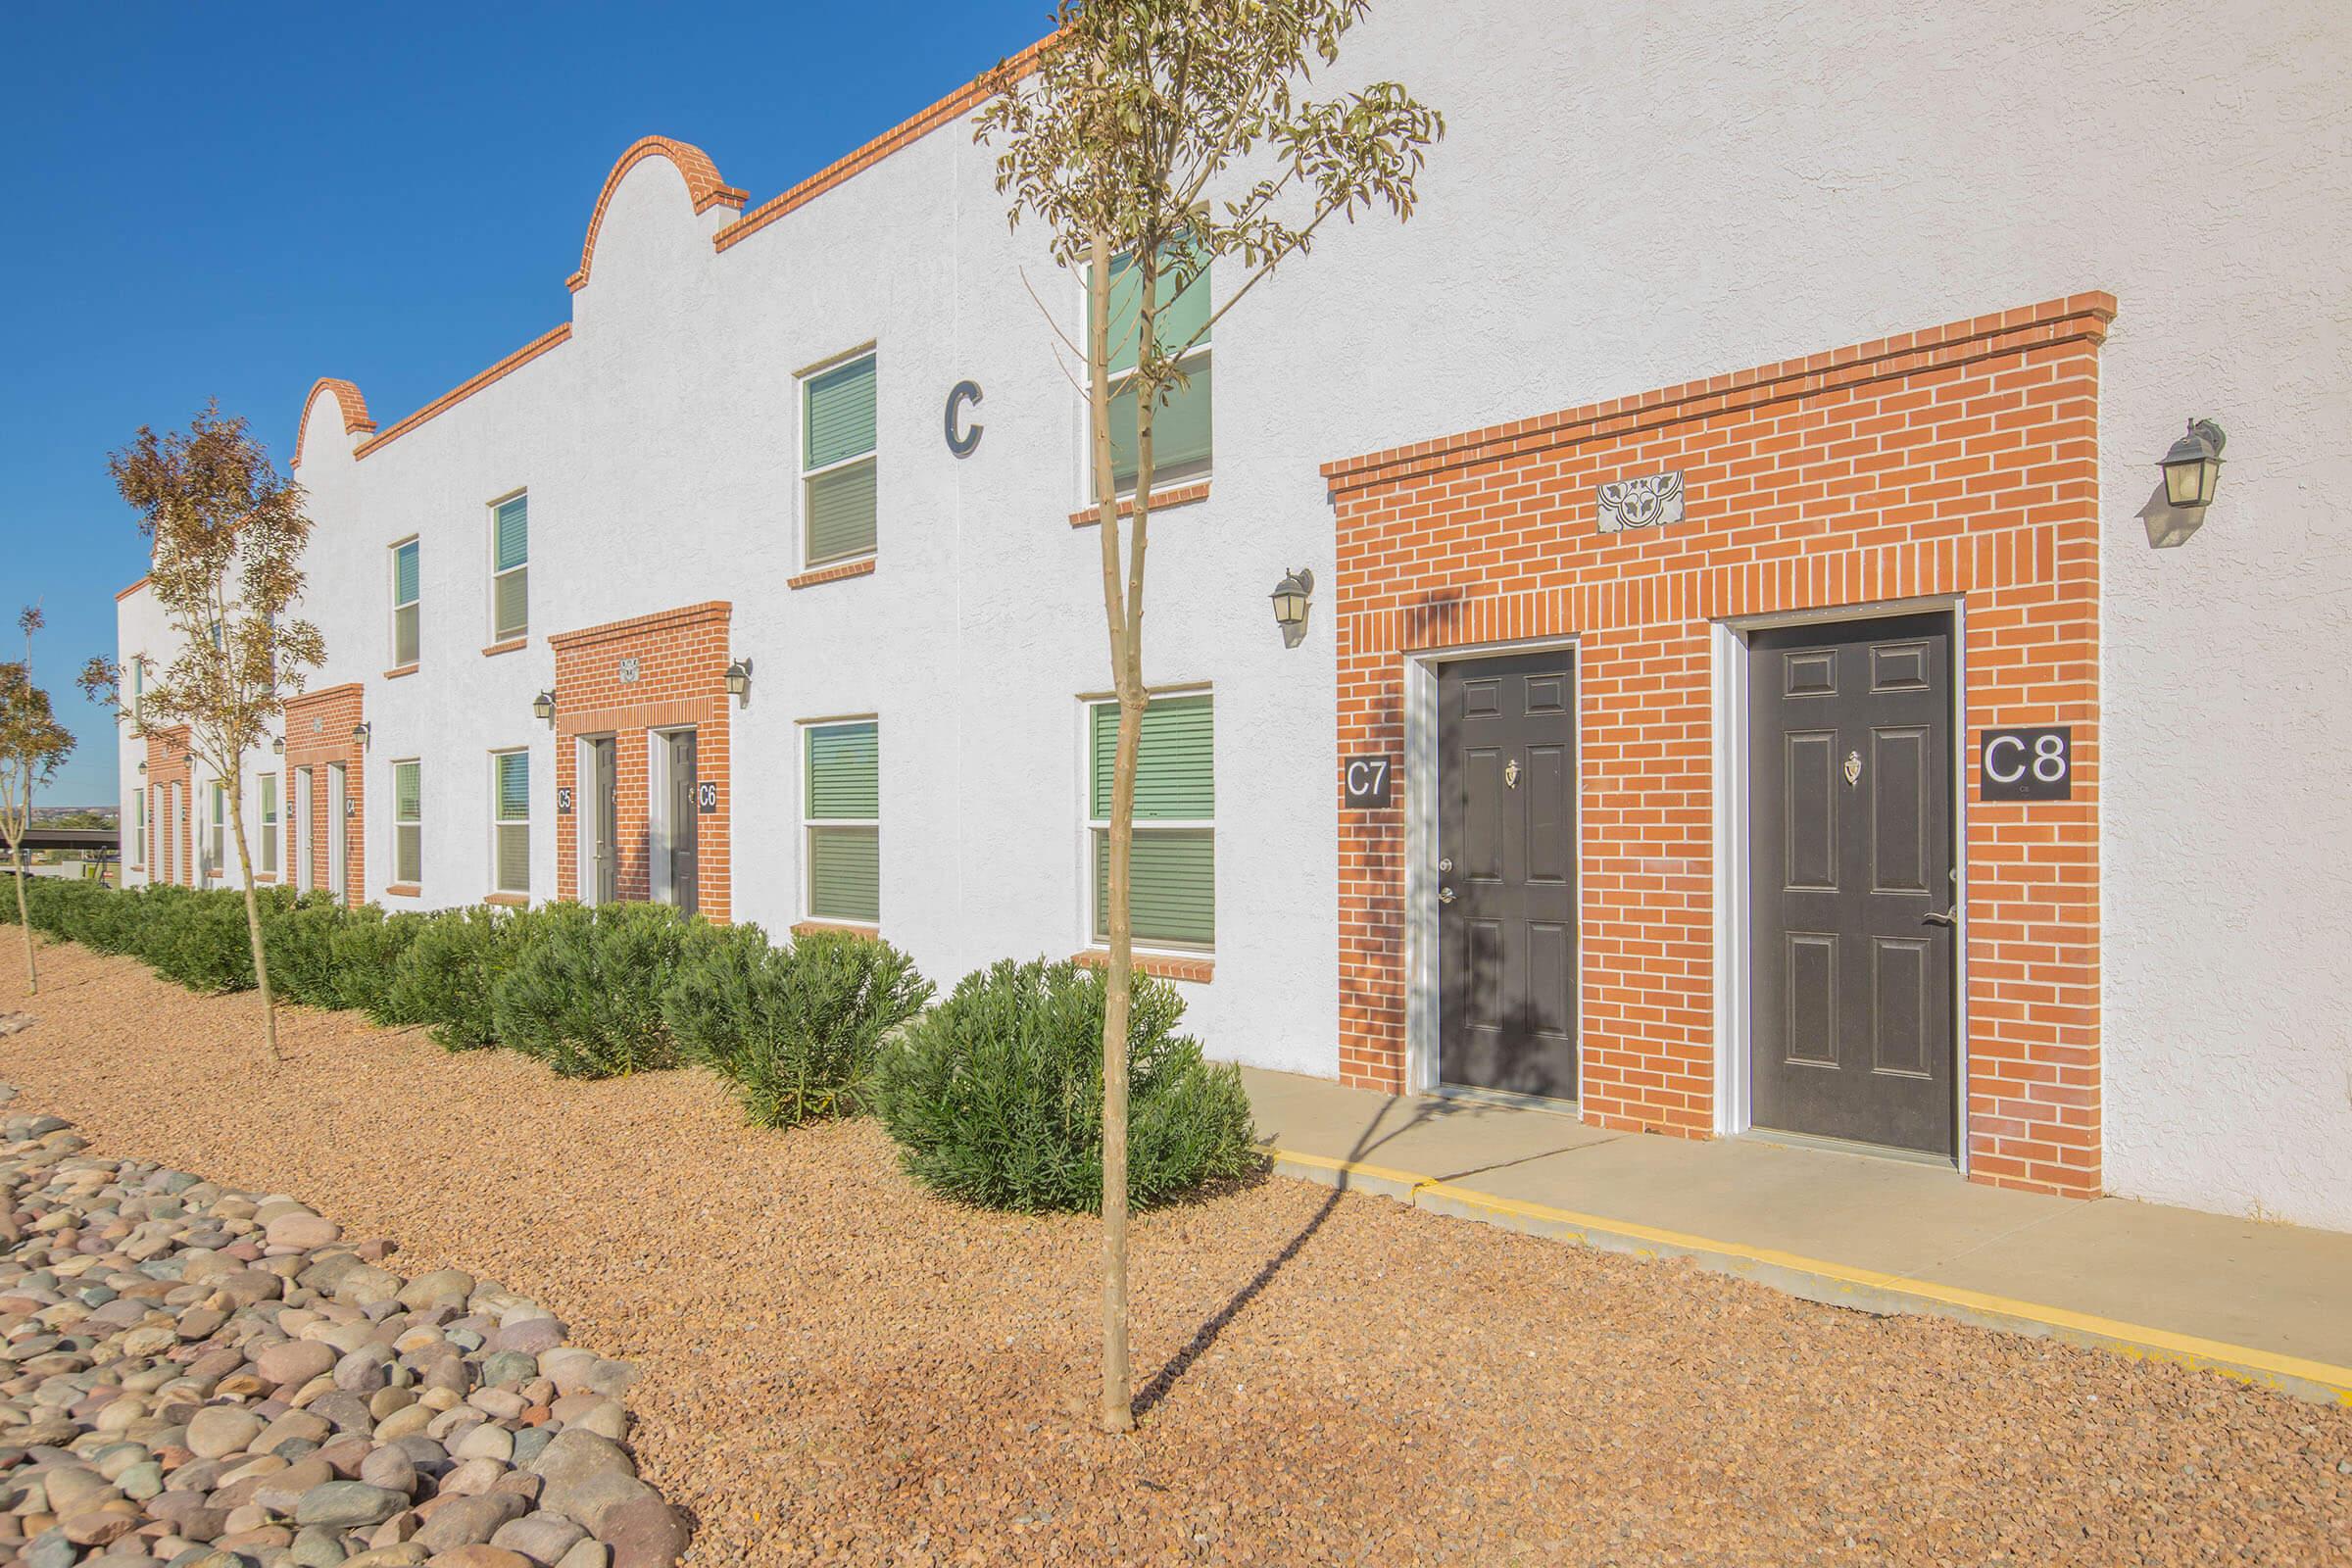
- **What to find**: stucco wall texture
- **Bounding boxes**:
[116,0,2351,1229]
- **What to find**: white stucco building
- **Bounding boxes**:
[115,0,2351,1230]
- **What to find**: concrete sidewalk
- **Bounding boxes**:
[1243,1067,2352,1405]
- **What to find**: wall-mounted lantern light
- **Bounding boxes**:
[533,690,557,725]
[270,735,284,756]
[136,761,147,776]
[351,721,371,750]
[2151,418,2226,548]
[724,659,753,704]
[1271,567,1314,649]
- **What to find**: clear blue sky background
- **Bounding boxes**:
[0,0,1045,808]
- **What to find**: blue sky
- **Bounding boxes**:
[0,0,1045,808]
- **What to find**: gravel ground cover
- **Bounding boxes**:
[4,938,2349,1567]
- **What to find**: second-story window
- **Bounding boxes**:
[1099,249,1212,495]
[491,493,528,642]
[391,538,420,667]
[802,351,877,568]
[130,657,144,734]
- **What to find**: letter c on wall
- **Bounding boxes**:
[946,380,984,457]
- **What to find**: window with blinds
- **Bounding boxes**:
[491,750,529,896]
[802,352,877,567]
[491,495,528,641]
[1089,693,1214,950]
[132,791,145,866]
[130,657,144,735]
[208,782,226,877]
[805,719,879,924]
[393,760,422,886]
[1095,249,1212,495]
[391,538,420,667]
[260,774,278,877]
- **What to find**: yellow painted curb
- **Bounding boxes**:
[1269,1147,2352,1407]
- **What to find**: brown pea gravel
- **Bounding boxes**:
[4,937,2349,1567]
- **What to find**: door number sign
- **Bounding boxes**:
[697,781,719,814]
[1343,756,1395,809]
[1980,726,2073,801]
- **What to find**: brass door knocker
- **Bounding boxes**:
[1504,758,1521,789]
[1843,751,1862,786]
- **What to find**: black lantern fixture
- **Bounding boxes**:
[2155,418,2226,547]
[351,721,370,750]
[725,659,753,704]
[270,735,284,756]
[533,690,557,725]
[1271,567,1314,649]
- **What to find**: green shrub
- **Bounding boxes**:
[141,887,258,993]
[326,906,428,1022]
[665,924,933,1127]
[262,894,350,1008]
[871,956,1259,1213]
[490,902,692,1077]
[387,905,515,1049]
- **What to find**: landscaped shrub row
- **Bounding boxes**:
[4,875,1259,1211]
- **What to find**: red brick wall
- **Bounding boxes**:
[281,683,367,906]
[549,602,732,922]
[1323,295,2109,1199]
[143,726,192,887]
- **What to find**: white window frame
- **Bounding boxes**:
[488,490,528,643]
[207,780,226,881]
[1079,690,1215,956]
[490,748,530,898]
[800,714,879,928]
[797,345,878,571]
[129,656,145,736]
[391,759,422,887]
[1079,255,1213,503]
[132,789,146,868]
[390,535,420,668]
[259,772,278,878]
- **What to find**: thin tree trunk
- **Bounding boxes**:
[225,783,280,1062]
[10,842,32,997]
[1087,231,1138,1436]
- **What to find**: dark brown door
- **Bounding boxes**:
[589,738,618,905]
[1749,613,1956,1156]
[667,730,699,916]
[1438,651,1578,1100]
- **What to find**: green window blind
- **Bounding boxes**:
[805,460,877,565]
[393,540,420,605]
[495,752,529,819]
[808,826,880,924]
[493,497,528,571]
[1094,828,1214,949]
[259,775,277,877]
[393,760,422,886]
[394,761,421,823]
[1092,695,1213,820]
[1100,248,1211,377]
[133,793,145,863]
[807,722,878,819]
[804,355,877,469]
[1109,352,1213,494]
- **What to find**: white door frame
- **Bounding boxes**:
[1709,593,1970,1172]
[1398,632,1587,1103]
[292,766,313,893]
[326,763,348,902]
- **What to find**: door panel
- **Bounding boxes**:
[1749,613,1955,1156]
[1438,650,1579,1101]
[589,739,618,906]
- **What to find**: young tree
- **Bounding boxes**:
[83,402,324,1061]
[977,0,1442,1433]
[0,609,76,994]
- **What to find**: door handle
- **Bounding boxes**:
[1439,887,1456,905]
[1923,906,1958,927]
